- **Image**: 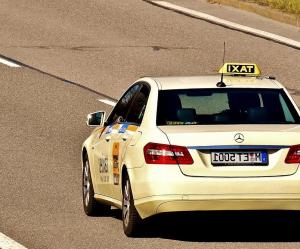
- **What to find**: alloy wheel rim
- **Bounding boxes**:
[123,180,130,227]
[83,161,90,206]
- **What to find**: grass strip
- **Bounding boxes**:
[209,0,300,15]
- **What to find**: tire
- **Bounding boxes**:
[82,154,110,216]
[122,175,142,237]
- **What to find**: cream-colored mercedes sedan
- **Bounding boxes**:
[82,63,300,237]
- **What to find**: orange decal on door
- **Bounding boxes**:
[112,142,120,185]
[127,125,138,132]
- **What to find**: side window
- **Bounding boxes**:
[106,84,140,125]
[126,84,150,125]
[279,94,295,123]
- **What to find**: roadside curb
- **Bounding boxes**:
[209,0,300,27]
[145,1,300,50]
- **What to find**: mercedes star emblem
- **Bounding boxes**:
[234,133,245,143]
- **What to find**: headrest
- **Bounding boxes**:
[177,108,196,122]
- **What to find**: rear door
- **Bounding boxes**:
[94,84,140,196]
[110,83,150,200]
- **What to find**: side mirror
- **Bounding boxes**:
[86,111,106,127]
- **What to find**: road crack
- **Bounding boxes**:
[5,45,200,52]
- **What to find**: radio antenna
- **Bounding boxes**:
[217,42,226,87]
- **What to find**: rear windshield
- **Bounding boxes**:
[157,88,300,125]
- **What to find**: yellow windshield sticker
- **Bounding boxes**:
[165,121,198,125]
[219,63,261,76]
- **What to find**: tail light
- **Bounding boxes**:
[144,142,193,165]
[285,145,300,164]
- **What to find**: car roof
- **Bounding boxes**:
[150,75,283,90]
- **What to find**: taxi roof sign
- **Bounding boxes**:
[219,63,261,76]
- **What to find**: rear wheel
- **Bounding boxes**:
[122,176,141,237]
[82,155,110,216]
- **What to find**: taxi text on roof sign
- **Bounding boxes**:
[219,63,261,76]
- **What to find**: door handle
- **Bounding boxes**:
[121,134,128,141]
[105,135,111,142]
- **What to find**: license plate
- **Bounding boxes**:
[211,151,268,166]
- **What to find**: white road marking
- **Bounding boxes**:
[0,57,21,68]
[98,99,116,106]
[0,232,28,249]
[150,1,300,49]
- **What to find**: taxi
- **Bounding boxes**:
[82,63,300,236]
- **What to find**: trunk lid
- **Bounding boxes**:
[159,125,300,177]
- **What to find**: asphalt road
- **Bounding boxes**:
[0,0,300,99]
[1,0,300,248]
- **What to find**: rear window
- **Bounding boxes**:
[156,88,300,125]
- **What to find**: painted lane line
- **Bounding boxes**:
[98,99,116,106]
[149,1,300,50]
[0,232,28,249]
[0,57,21,68]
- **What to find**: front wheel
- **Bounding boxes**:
[122,176,141,237]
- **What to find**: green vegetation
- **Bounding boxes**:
[208,0,300,15]
[249,0,300,14]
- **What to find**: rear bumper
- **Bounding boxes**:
[128,165,300,219]
[135,195,300,219]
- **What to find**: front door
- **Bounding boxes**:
[92,127,112,196]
